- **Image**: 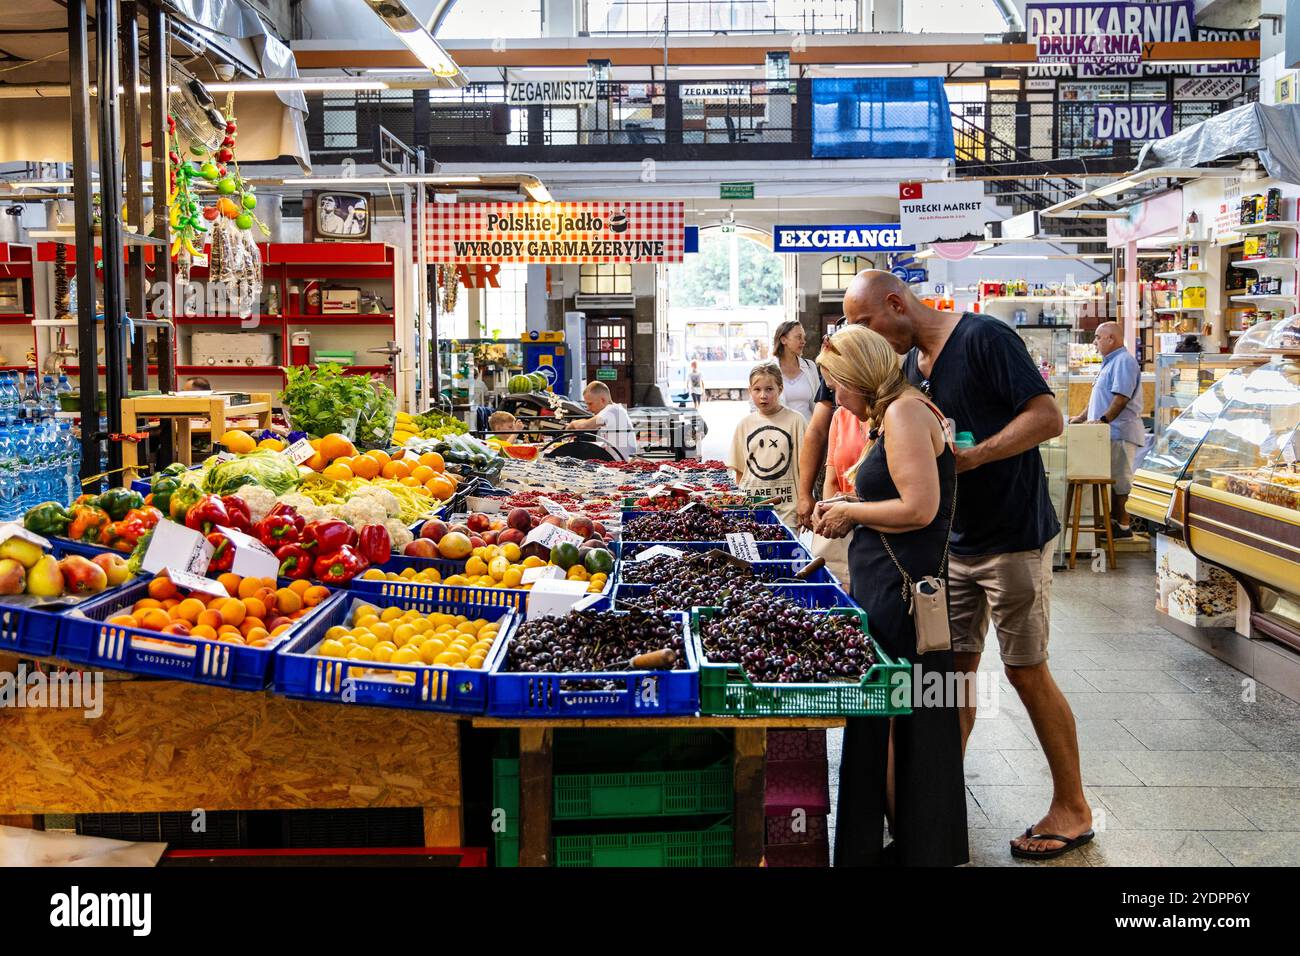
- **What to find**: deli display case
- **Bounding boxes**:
[1153,353,1259,437]
[1132,319,1300,651]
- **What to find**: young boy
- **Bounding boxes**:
[727,363,806,528]
[488,410,522,440]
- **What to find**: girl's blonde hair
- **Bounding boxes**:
[749,362,783,389]
[815,324,912,482]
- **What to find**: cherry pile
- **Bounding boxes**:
[599,458,727,473]
[699,594,875,684]
[629,492,754,511]
[623,506,790,542]
[506,608,686,673]
[620,549,787,586]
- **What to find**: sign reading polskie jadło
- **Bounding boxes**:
[773,224,914,254]
[420,202,685,264]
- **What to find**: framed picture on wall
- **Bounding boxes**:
[304,190,372,242]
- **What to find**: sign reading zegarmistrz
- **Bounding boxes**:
[420,201,685,264]
[505,79,605,105]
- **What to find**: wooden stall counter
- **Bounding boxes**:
[120,392,275,484]
[0,675,464,847]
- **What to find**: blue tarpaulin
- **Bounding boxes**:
[811,78,956,160]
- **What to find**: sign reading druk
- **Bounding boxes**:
[1093,103,1172,141]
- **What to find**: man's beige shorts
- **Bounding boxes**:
[1111,440,1138,497]
[948,544,1053,667]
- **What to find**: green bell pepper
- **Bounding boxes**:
[23,502,72,537]
[168,484,203,524]
[149,475,181,515]
[96,487,146,521]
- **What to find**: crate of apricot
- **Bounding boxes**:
[273,590,516,713]
[57,571,334,690]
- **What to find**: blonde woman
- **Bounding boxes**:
[813,324,967,868]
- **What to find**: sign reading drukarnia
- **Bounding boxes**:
[420,201,685,264]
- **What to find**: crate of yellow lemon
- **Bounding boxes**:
[273,590,516,713]
[349,540,613,611]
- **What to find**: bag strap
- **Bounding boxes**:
[877,461,958,613]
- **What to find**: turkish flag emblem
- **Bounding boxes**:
[899,183,923,201]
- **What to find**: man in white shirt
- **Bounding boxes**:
[566,381,638,459]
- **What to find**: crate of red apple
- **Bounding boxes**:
[376,507,615,594]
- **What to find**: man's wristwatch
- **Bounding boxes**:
[1100,414,1112,424]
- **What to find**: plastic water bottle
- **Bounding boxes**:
[0,373,19,426]
[21,370,38,423]
[58,421,81,505]
[0,428,16,520]
[40,375,58,420]
[56,373,73,410]
[12,423,36,511]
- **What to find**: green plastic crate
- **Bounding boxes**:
[691,606,913,718]
[492,758,519,868]
[554,822,733,867]
[554,761,732,820]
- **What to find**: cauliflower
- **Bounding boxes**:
[277,493,328,523]
[384,519,413,551]
[350,486,401,519]
[232,485,277,523]
[340,495,388,528]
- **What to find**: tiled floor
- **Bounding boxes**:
[825,554,1300,866]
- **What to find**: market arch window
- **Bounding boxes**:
[579,262,633,295]
[821,255,870,292]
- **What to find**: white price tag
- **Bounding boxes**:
[211,452,237,463]
[538,497,571,518]
[655,464,682,478]
[215,525,280,579]
[285,438,316,465]
[0,523,50,549]
[141,519,213,576]
[677,501,706,514]
[726,532,760,562]
[634,545,685,562]
[161,567,229,599]
[467,496,503,514]
[523,523,585,550]
[521,564,565,585]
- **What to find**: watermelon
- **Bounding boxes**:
[531,372,548,391]
[508,374,533,394]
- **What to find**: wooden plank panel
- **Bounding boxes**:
[518,726,552,868]
[732,728,766,868]
[0,678,462,840]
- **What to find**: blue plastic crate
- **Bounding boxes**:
[616,539,812,561]
[57,576,331,690]
[273,590,517,713]
[613,581,855,612]
[349,561,616,609]
[621,508,794,542]
[487,609,698,718]
[46,536,120,561]
[0,542,135,658]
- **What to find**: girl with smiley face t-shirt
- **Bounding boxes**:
[727,365,807,527]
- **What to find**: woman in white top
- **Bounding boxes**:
[772,320,820,421]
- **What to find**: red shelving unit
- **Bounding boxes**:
[0,243,36,369]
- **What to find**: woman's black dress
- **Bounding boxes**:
[834,433,969,867]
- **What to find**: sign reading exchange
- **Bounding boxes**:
[772,224,913,254]
[420,201,685,264]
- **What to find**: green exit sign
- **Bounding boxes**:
[720,182,754,200]
[596,366,618,382]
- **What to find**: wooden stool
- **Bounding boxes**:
[1065,477,1117,570]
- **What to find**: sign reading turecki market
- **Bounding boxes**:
[420,202,685,264]
[897,182,991,246]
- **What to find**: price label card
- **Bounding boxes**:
[538,497,571,518]
[726,532,760,563]
[677,501,706,514]
[215,525,281,579]
[211,452,237,463]
[523,523,585,551]
[161,567,228,599]
[285,438,316,466]
[655,464,682,478]
[141,519,213,576]
[634,545,685,562]
[0,523,50,549]
[467,496,503,514]
[521,564,565,585]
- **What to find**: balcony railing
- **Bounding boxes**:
[298,75,1256,171]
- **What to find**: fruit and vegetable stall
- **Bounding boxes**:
[0,435,906,867]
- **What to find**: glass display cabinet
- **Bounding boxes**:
[1018,326,1072,566]
[437,338,523,404]
[1132,319,1300,650]
[1154,353,1260,437]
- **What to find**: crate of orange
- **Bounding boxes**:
[272,589,517,713]
[57,571,335,690]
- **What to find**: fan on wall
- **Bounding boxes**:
[169,64,228,153]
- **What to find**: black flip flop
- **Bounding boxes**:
[1009,827,1095,861]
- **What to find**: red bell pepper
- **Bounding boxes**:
[207,532,234,572]
[221,495,253,533]
[357,524,391,566]
[185,494,230,534]
[256,512,301,548]
[313,545,369,584]
[276,543,313,580]
[303,518,352,555]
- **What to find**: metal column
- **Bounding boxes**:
[68,0,100,481]
[147,2,175,392]
[121,0,149,392]
[96,0,130,477]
